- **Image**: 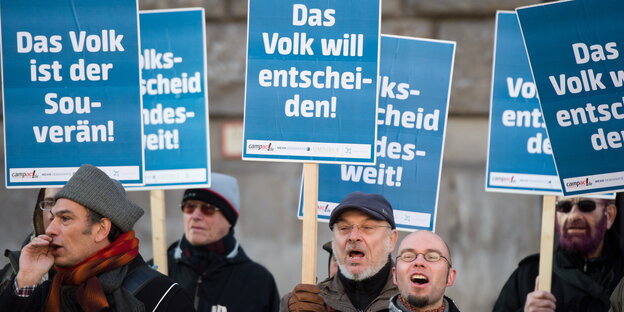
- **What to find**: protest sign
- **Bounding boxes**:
[133,9,210,190]
[517,0,624,196]
[1,0,143,187]
[299,35,455,231]
[243,0,381,164]
[486,11,561,195]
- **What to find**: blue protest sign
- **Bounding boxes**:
[517,0,624,196]
[298,35,455,231]
[1,0,143,187]
[486,11,561,195]
[243,0,380,164]
[131,9,210,190]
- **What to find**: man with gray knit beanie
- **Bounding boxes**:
[163,172,279,312]
[0,164,194,311]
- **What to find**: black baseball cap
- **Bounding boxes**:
[329,191,396,229]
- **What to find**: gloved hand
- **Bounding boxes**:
[288,284,327,312]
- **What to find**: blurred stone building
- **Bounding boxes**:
[0,0,549,311]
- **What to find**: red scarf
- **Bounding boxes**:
[45,230,139,312]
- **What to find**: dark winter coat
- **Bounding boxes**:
[280,262,399,312]
[388,295,460,312]
[610,277,624,312]
[493,232,624,312]
[166,240,279,312]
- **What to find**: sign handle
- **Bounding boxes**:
[301,163,319,284]
[150,190,168,275]
[538,195,556,291]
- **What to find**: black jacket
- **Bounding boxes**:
[166,239,279,312]
[388,295,460,312]
[493,232,624,312]
[0,255,194,312]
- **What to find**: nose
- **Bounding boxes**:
[45,216,59,236]
[190,205,205,219]
[413,253,427,266]
[347,225,363,241]
[568,203,585,215]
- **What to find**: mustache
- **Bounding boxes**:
[344,242,365,252]
[564,218,588,231]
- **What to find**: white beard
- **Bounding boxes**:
[335,235,392,281]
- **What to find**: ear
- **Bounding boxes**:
[606,203,617,230]
[446,267,457,287]
[94,218,112,243]
[392,266,398,285]
[389,229,399,251]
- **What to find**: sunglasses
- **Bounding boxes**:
[555,200,599,213]
[180,201,220,215]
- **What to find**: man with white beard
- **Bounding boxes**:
[282,191,399,312]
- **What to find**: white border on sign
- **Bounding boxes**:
[485,11,563,196]
[9,166,140,183]
[134,8,212,191]
[245,140,372,159]
[241,0,381,165]
[381,34,456,233]
[515,1,572,195]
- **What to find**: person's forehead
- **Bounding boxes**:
[336,209,379,222]
[52,198,87,214]
[556,196,601,202]
[399,231,447,254]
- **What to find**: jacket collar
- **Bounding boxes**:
[173,235,240,261]
[319,260,399,311]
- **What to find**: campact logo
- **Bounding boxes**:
[566,178,592,188]
[11,170,38,179]
[247,143,274,151]
[492,175,515,183]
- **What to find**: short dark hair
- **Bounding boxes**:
[86,209,122,242]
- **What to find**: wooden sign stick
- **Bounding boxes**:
[301,163,319,284]
[150,189,168,275]
[538,195,556,291]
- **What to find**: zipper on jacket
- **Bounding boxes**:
[194,276,202,309]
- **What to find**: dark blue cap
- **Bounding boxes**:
[329,191,396,229]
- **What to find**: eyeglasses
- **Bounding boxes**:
[181,201,219,215]
[332,222,391,235]
[396,251,450,266]
[38,199,55,210]
[555,200,600,213]
[38,199,55,217]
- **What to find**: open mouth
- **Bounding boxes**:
[50,243,62,252]
[410,273,429,285]
[566,226,587,235]
[348,250,365,258]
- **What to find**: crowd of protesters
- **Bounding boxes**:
[1,165,623,311]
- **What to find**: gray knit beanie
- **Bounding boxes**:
[55,164,144,232]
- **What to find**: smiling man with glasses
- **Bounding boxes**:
[164,172,279,312]
[494,196,624,312]
[282,191,399,312]
[390,230,460,312]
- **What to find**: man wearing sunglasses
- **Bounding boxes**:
[390,230,460,312]
[493,196,623,312]
[164,172,279,312]
[282,191,399,312]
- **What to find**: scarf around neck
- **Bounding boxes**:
[338,258,392,311]
[179,230,237,274]
[45,230,139,312]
